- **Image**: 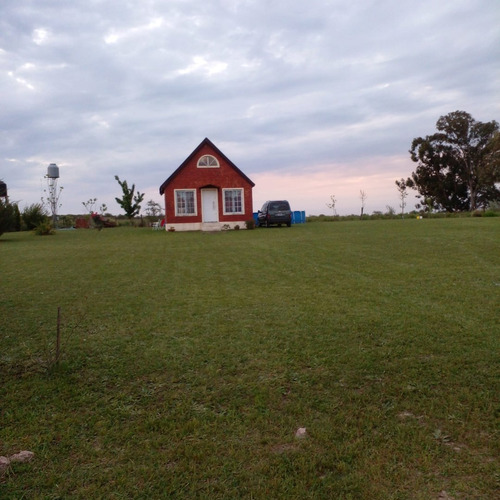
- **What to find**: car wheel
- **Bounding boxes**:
[287,222,291,227]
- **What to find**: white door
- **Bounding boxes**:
[201,189,218,222]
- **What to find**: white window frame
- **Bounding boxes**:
[197,155,219,168]
[222,188,244,215]
[174,189,197,216]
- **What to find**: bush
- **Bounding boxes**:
[75,217,90,229]
[483,210,499,217]
[22,203,48,230]
[60,215,76,228]
[245,219,255,230]
[34,221,54,235]
[91,213,104,231]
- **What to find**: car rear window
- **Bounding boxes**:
[269,201,290,210]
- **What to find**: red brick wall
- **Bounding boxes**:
[163,143,254,224]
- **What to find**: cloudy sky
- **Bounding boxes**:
[1,0,499,216]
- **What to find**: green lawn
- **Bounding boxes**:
[1,219,499,499]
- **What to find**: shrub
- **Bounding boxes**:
[34,221,54,235]
[22,203,48,230]
[234,224,240,230]
[91,213,104,231]
[75,217,90,229]
[60,215,76,228]
[483,210,499,217]
[245,219,255,230]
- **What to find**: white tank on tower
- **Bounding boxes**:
[47,163,60,178]
[45,163,61,227]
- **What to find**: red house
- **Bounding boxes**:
[159,138,255,231]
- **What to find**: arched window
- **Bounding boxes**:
[197,155,219,168]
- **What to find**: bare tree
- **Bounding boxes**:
[395,179,408,218]
[82,198,97,214]
[145,199,162,218]
[360,190,367,218]
[42,183,63,228]
[386,205,396,216]
[326,195,337,216]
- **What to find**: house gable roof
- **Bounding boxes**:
[159,138,255,195]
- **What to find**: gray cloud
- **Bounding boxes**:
[1,0,498,214]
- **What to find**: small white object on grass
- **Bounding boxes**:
[295,427,307,438]
[9,450,34,463]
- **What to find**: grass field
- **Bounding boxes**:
[1,219,499,499]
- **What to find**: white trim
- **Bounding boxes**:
[166,221,249,232]
[174,189,197,216]
[197,155,219,168]
[222,188,245,215]
[168,222,202,231]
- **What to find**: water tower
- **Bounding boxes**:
[45,163,61,227]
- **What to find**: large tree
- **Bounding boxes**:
[114,175,145,219]
[407,111,500,211]
[0,199,16,237]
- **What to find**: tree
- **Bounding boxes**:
[359,190,367,218]
[0,199,16,237]
[82,198,97,214]
[11,203,21,231]
[408,111,500,211]
[395,178,408,218]
[480,130,500,208]
[326,195,337,216]
[114,176,144,219]
[82,198,107,216]
[385,205,396,216]
[42,181,63,228]
[145,199,162,218]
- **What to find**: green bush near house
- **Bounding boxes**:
[1,219,498,498]
[21,203,48,230]
[33,220,55,235]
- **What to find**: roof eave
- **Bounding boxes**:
[159,138,255,195]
